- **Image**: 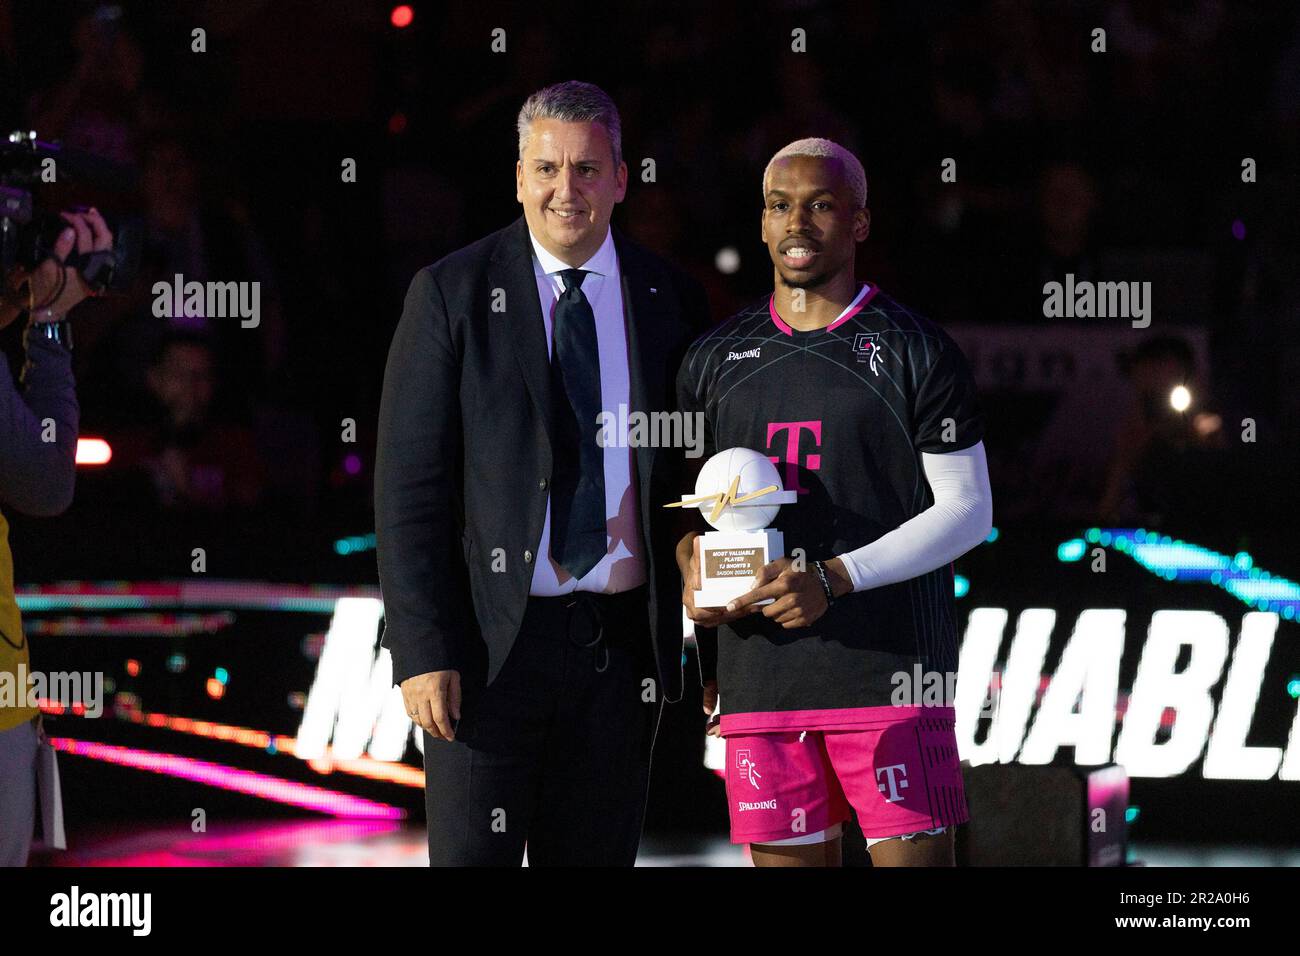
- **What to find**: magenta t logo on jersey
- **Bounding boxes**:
[766,421,822,495]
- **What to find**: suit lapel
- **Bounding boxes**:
[492,217,553,444]
[615,229,670,495]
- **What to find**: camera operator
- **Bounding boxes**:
[0,207,111,866]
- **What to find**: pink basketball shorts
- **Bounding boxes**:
[723,709,969,846]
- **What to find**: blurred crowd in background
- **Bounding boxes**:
[1,0,1296,557]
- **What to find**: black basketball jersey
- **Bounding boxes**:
[676,282,985,729]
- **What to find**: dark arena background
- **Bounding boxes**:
[1,0,1299,928]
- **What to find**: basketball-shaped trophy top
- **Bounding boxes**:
[693,447,794,532]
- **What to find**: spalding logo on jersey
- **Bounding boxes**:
[852,332,882,375]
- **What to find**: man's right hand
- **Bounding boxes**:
[679,533,753,628]
[703,679,720,737]
[400,670,462,741]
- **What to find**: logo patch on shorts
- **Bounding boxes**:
[735,749,762,789]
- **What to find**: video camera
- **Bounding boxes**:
[0,130,140,294]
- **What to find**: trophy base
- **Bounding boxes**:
[694,588,775,609]
[694,528,784,609]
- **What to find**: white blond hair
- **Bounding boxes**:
[762,137,867,208]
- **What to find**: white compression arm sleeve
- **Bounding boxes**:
[836,441,993,592]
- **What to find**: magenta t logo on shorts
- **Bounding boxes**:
[876,763,911,803]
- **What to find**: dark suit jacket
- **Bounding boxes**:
[375,215,709,703]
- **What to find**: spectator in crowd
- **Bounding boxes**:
[1097,335,1231,530]
[26,6,163,167]
[107,331,264,514]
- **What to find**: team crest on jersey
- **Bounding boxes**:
[852,332,882,375]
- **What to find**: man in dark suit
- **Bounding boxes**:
[375,80,709,866]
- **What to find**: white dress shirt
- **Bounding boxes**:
[527,226,647,595]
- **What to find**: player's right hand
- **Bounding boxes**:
[681,534,752,627]
[400,670,461,741]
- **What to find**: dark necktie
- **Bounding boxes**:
[548,268,606,580]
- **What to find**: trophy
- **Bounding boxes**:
[665,447,797,608]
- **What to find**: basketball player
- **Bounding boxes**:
[676,138,993,867]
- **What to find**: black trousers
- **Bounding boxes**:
[422,586,664,866]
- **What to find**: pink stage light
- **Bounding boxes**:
[23,612,235,637]
[75,437,112,466]
[45,704,428,787]
[49,820,407,867]
[17,580,380,614]
[50,738,405,820]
